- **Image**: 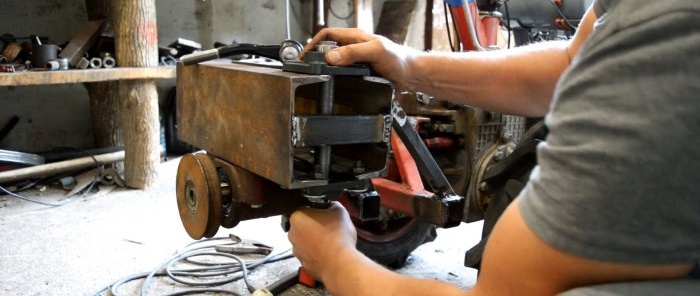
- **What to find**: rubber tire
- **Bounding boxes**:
[355,220,437,269]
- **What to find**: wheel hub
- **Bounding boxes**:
[176,152,223,239]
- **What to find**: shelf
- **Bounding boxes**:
[0,66,176,86]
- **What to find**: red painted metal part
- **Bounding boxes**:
[370,130,433,218]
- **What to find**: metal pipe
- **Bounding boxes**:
[315,77,334,180]
[0,151,125,184]
[462,1,487,51]
[313,41,337,181]
[285,0,291,40]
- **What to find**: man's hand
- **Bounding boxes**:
[287,202,357,281]
[303,28,420,91]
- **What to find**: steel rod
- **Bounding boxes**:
[0,151,125,184]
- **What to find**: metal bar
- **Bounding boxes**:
[294,115,388,146]
[391,102,456,196]
[315,78,334,180]
[0,151,124,184]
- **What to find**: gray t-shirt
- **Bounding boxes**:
[519,0,700,265]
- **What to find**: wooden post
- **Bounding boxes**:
[85,1,124,172]
[110,0,160,189]
[354,0,374,33]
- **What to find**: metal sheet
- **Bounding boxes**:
[177,61,394,189]
[177,61,326,188]
[294,115,390,147]
[0,149,45,166]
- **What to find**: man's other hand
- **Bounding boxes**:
[288,202,358,281]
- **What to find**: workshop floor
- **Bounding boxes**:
[0,157,481,296]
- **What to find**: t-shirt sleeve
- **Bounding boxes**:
[518,5,700,264]
[592,0,609,17]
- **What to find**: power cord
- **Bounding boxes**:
[546,0,579,30]
[90,235,295,296]
[504,0,512,49]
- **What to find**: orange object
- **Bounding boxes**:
[298,267,318,287]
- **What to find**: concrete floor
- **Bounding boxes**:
[0,157,481,296]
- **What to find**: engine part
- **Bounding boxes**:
[502,0,588,29]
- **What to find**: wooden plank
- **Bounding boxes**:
[0,67,175,86]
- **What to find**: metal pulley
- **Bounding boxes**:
[176,152,223,239]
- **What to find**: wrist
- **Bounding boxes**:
[402,50,429,92]
[320,248,376,294]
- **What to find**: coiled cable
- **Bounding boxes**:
[90,235,294,296]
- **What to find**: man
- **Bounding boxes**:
[287,0,700,295]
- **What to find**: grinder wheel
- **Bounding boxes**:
[176,152,223,239]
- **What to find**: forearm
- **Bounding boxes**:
[404,41,571,117]
[321,248,467,296]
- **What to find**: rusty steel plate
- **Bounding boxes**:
[176,61,393,189]
[176,152,222,239]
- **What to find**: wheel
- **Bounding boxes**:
[344,158,438,269]
[176,152,223,239]
[354,210,437,268]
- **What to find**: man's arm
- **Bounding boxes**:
[470,199,695,295]
[288,203,468,296]
[305,7,598,117]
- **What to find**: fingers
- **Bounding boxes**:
[325,40,385,66]
[303,28,381,64]
[304,28,372,51]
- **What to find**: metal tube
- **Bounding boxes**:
[0,151,125,184]
[315,77,334,180]
[462,1,487,51]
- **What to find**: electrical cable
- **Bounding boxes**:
[443,1,457,52]
[504,0,512,49]
[91,235,295,296]
[546,0,578,30]
[0,148,102,207]
[329,0,355,20]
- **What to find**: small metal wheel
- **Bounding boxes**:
[176,152,223,239]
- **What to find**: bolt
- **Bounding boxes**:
[353,160,366,174]
[493,149,505,161]
[479,181,488,192]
